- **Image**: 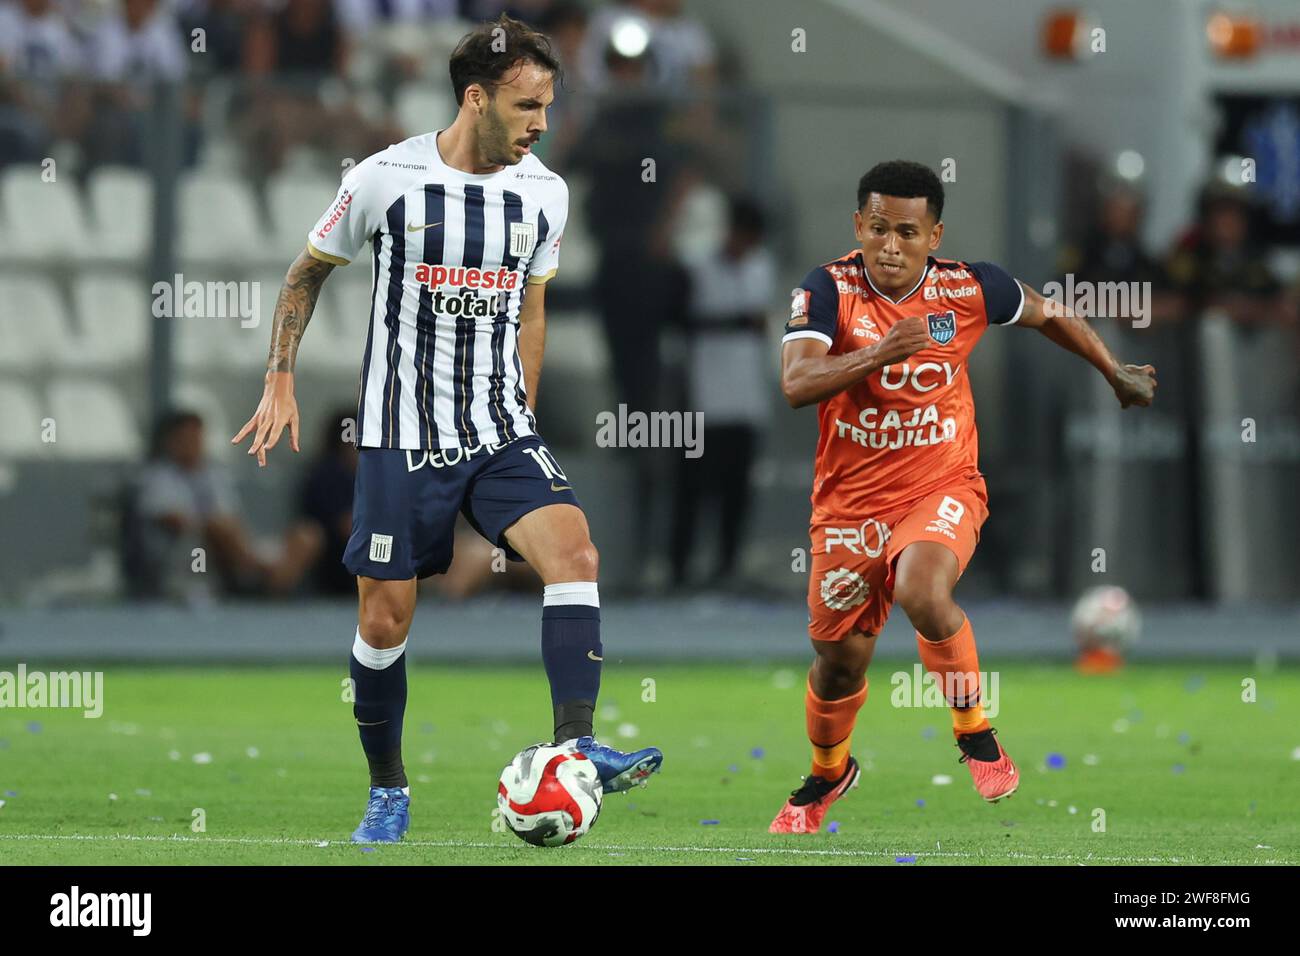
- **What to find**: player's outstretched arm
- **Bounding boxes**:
[231,247,335,466]
[781,316,929,408]
[1014,281,1157,409]
[517,280,546,411]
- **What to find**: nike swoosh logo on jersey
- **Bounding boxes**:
[551,482,572,492]
[587,651,603,661]
[407,221,443,232]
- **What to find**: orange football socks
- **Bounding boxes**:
[915,616,990,736]
[806,679,867,780]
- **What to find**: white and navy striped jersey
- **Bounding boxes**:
[307,130,568,450]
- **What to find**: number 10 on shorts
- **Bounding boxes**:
[523,445,568,481]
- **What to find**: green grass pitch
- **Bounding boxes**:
[1,661,1296,865]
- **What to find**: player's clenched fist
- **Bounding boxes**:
[1111,363,1157,408]
[872,315,930,366]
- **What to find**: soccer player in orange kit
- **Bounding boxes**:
[770,161,1157,833]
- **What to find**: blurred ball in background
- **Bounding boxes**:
[1071,585,1142,673]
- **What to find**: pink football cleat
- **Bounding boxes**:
[769,757,861,834]
[957,728,1019,802]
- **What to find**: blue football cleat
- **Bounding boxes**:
[572,736,663,794]
[350,786,410,843]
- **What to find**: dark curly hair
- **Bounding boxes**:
[449,14,562,106]
[857,160,945,222]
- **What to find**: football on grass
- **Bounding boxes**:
[497,742,603,846]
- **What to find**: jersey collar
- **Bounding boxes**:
[860,253,933,305]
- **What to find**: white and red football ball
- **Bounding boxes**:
[1071,585,1142,651]
[497,742,603,847]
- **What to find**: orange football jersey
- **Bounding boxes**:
[784,251,1025,518]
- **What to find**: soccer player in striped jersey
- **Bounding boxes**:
[770,161,1156,833]
[232,16,662,844]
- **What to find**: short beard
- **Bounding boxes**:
[479,100,519,166]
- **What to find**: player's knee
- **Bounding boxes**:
[358,602,411,648]
[894,576,951,633]
[812,655,866,698]
[561,541,599,582]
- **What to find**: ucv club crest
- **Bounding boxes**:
[927,310,957,345]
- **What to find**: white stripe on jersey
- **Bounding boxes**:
[431,183,467,446]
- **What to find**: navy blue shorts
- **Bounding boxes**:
[343,436,581,580]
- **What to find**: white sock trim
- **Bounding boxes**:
[543,581,600,608]
[352,629,407,670]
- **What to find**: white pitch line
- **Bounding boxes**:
[0,833,1292,865]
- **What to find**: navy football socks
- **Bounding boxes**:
[350,629,409,790]
[541,582,603,742]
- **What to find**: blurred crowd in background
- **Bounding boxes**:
[0,0,1297,606]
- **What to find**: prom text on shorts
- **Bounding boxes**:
[0,664,103,718]
[595,404,704,459]
[50,886,151,936]
[824,519,891,558]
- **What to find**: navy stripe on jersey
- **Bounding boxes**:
[413,184,446,447]
[489,191,524,442]
[356,236,382,443]
[380,198,408,446]
[454,185,487,446]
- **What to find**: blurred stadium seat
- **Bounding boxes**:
[86,166,153,265]
[0,276,73,369]
[67,275,150,369]
[395,84,458,139]
[0,381,47,459]
[47,379,141,460]
[1,165,90,263]
[178,173,266,264]
[267,172,340,262]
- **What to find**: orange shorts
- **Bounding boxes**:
[806,480,989,642]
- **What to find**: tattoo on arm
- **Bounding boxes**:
[267,250,334,373]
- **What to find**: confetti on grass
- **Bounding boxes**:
[700,819,720,826]
[827,821,840,834]
[1046,753,1066,770]
[895,855,916,864]
[751,747,765,759]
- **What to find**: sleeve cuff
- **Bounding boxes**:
[307,240,350,266]
[1000,280,1026,326]
[782,329,834,347]
[526,268,557,286]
